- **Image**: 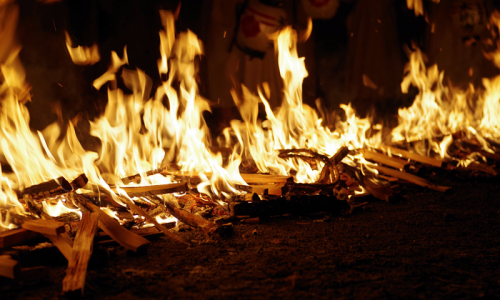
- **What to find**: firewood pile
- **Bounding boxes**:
[2,2,500,296]
[1,139,499,295]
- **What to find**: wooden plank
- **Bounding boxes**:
[0,255,18,279]
[378,145,443,167]
[114,182,187,197]
[62,212,99,296]
[361,149,409,170]
[163,170,292,184]
[21,219,66,236]
[70,193,150,252]
[118,196,189,246]
[373,165,450,192]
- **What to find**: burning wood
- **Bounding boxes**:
[278,148,340,184]
[378,145,443,168]
[18,177,72,200]
[113,182,188,198]
[1,5,500,297]
[15,174,88,202]
[116,195,189,246]
[120,167,166,184]
[158,195,227,236]
[62,212,99,296]
[360,149,409,170]
[69,193,151,252]
[372,165,450,192]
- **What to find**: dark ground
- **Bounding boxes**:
[1,172,499,299]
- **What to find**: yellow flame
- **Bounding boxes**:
[65,32,100,66]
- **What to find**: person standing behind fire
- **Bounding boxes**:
[205,0,332,131]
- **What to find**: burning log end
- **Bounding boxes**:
[71,174,88,190]
[120,167,166,184]
[330,146,349,165]
[19,176,73,200]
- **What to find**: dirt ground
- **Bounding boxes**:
[2,172,500,300]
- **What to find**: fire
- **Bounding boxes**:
[64,32,100,66]
[0,0,499,233]
[224,26,380,184]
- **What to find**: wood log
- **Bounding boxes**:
[372,165,450,192]
[62,212,99,296]
[118,196,189,246]
[114,182,188,198]
[378,145,443,167]
[0,255,18,279]
[360,149,409,170]
[21,210,75,261]
[19,176,73,200]
[0,228,40,249]
[21,219,66,236]
[71,174,89,190]
[70,193,150,252]
[163,170,292,184]
[330,146,350,165]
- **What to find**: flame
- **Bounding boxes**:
[1,1,499,233]
[87,11,244,202]
[65,32,100,66]
[42,198,82,219]
[224,26,380,183]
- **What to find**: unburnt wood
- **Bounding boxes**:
[62,212,99,295]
